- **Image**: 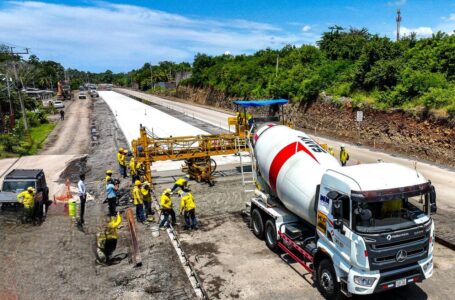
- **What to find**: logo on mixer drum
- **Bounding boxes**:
[396,250,407,262]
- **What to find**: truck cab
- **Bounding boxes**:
[0,169,50,220]
[316,163,435,296]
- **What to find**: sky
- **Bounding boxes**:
[0,0,454,72]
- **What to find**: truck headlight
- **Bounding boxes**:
[354,275,376,287]
[423,259,433,273]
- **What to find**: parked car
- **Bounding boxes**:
[0,169,50,221]
[90,90,99,98]
[53,100,65,108]
[79,92,87,100]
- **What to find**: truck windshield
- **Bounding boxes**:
[353,195,427,234]
[2,180,35,193]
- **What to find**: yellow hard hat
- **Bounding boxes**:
[27,187,34,192]
[164,188,171,194]
[119,147,124,152]
[135,180,142,186]
[106,170,113,175]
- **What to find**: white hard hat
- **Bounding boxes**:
[340,144,345,148]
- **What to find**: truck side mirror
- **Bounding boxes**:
[429,185,437,214]
[332,199,343,231]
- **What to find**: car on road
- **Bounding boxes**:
[90,90,99,98]
[0,169,50,220]
[53,100,65,108]
[79,92,87,100]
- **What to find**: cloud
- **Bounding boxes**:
[386,0,406,7]
[0,1,312,72]
[302,25,311,32]
[435,13,455,34]
[399,26,433,37]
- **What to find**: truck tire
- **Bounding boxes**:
[251,208,264,239]
[316,259,342,300]
[265,219,279,252]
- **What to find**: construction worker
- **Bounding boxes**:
[96,212,122,264]
[159,188,176,229]
[105,170,113,184]
[171,174,190,192]
[132,180,145,223]
[136,161,144,181]
[328,146,335,156]
[117,148,127,178]
[78,174,87,225]
[340,145,350,167]
[106,178,117,216]
[129,156,142,184]
[17,187,35,223]
[141,182,154,221]
[178,190,198,230]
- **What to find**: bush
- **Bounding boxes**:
[329,82,352,96]
[447,104,455,119]
[420,86,455,108]
[0,134,20,152]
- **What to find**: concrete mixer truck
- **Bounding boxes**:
[248,124,436,299]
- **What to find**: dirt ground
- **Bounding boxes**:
[41,96,91,155]
[0,97,195,300]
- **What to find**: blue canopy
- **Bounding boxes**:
[233,99,289,107]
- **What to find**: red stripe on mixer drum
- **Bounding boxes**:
[269,142,319,192]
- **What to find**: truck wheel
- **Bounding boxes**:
[317,259,342,300]
[265,219,279,252]
[251,208,264,239]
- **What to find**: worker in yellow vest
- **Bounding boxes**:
[178,190,198,230]
[340,145,350,166]
[141,182,154,221]
[159,188,176,229]
[129,156,138,184]
[117,148,127,178]
[171,174,190,192]
[132,180,145,223]
[328,146,335,156]
[105,170,113,184]
[96,212,122,264]
[17,187,35,223]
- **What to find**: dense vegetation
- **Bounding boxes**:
[180,28,455,118]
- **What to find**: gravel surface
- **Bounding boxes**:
[0,97,195,300]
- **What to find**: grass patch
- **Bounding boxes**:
[28,122,56,154]
[0,144,18,159]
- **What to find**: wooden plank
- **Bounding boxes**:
[126,208,142,267]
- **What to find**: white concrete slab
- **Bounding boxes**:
[99,91,208,143]
[99,91,249,172]
[116,88,234,131]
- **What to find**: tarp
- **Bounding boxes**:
[233,99,288,107]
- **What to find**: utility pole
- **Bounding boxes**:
[9,46,30,132]
[150,63,153,89]
[275,54,279,77]
[396,9,402,41]
[5,70,15,130]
